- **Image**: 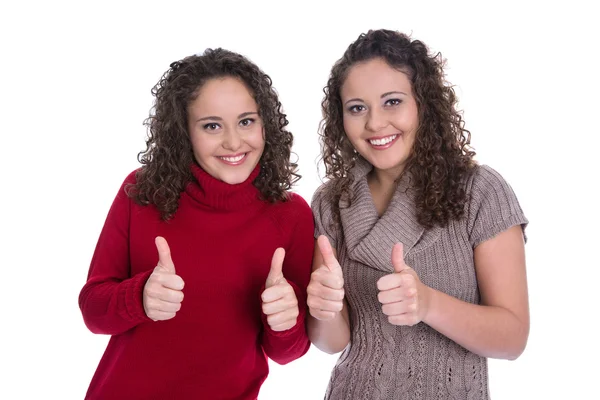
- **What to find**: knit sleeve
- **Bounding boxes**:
[78,170,153,335]
[260,193,314,365]
[466,165,528,248]
[311,181,339,249]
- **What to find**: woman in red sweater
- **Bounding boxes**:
[79,48,314,400]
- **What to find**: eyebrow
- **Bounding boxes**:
[196,111,259,123]
[344,91,408,106]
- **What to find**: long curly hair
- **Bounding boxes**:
[320,29,476,229]
[128,48,299,220]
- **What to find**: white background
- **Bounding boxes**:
[1,1,598,399]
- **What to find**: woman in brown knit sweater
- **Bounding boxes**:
[307,29,529,399]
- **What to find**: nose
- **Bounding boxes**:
[365,108,388,132]
[222,128,242,151]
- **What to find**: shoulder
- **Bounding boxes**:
[465,164,514,197]
[282,192,312,216]
[269,192,313,223]
[310,179,336,210]
[122,168,142,187]
[464,164,528,245]
[465,164,523,213]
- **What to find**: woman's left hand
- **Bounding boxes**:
[261,248,300,331]
[377,243,431,326]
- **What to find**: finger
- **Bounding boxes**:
[392,243,407,273]
[388,313,420,326]
[155,236,176,273]
[377,287,403,304]
[269,320,297,332]
[148,298,182,313]
[262,296,299,315]
[317,235,342,274]
[400,272,416,287]
[158,273,185,291]
[377,273,403,291]
[311,267,344,290]
[381,300,417,316]
[377,286,416,304]
[154,287,185,303]
[147,310,177,321]
[261,282,294,303]
[307,283,344,301]
[265,248,286,288]
[267,308,299,327]
[307,296,344,313]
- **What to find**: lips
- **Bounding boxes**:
[217,153,247,165]
[367,134,400,149]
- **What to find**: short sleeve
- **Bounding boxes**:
[466,165,528,248]
[310,182,340,249]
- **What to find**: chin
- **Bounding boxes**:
[222,173,252,185]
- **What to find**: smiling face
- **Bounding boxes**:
[187,76,265,184]
[341,57,419,179]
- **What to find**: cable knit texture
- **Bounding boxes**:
[79,163,314,400]
[312,157,528,400]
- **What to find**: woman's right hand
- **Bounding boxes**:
[307,236,345,321]
[143,236,185,321]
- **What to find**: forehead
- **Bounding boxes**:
[190,77,257,113]
[341,58,412,98]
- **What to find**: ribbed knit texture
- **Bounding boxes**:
[312,157,528,400]
[79,163,314,400]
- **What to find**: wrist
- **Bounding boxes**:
[420,284,436,324]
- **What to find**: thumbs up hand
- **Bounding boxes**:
[143,236,185,321]
[261,248,299,332]
[377,243,430,326]
[307,235,345,321]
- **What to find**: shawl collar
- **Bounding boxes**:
[340,157,425,273]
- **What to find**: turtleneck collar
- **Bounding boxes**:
[184,162,262,211]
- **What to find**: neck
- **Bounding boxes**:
[184,162,262,211]
[369,165,404,190]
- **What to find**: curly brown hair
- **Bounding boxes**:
[320,29,476,229]
[128,48,299,220]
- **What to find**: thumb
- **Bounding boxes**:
[318,235,342,274]
[265,247,285,288]
[392,243,408,274]
[155,236,176,273]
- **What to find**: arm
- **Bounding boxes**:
[78,174,152,335]
[378,166,529,360]
[423,225,529,359]
[307,236,350,354]
[261,196,314,365]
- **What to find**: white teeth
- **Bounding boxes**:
[220,154,245,162]
[369,135,397,146]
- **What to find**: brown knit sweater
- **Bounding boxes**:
[311,157,528,400]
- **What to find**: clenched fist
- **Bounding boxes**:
[143,236,185,321]
[307,235,345,321]
[377,243,430,326]
[261,248,299,332]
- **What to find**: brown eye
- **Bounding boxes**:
[203,123,220,131]
[348,105,365,113]
[239,118,255,127]
[385,99,402,106]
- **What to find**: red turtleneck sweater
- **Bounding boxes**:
[79,164,314,400]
